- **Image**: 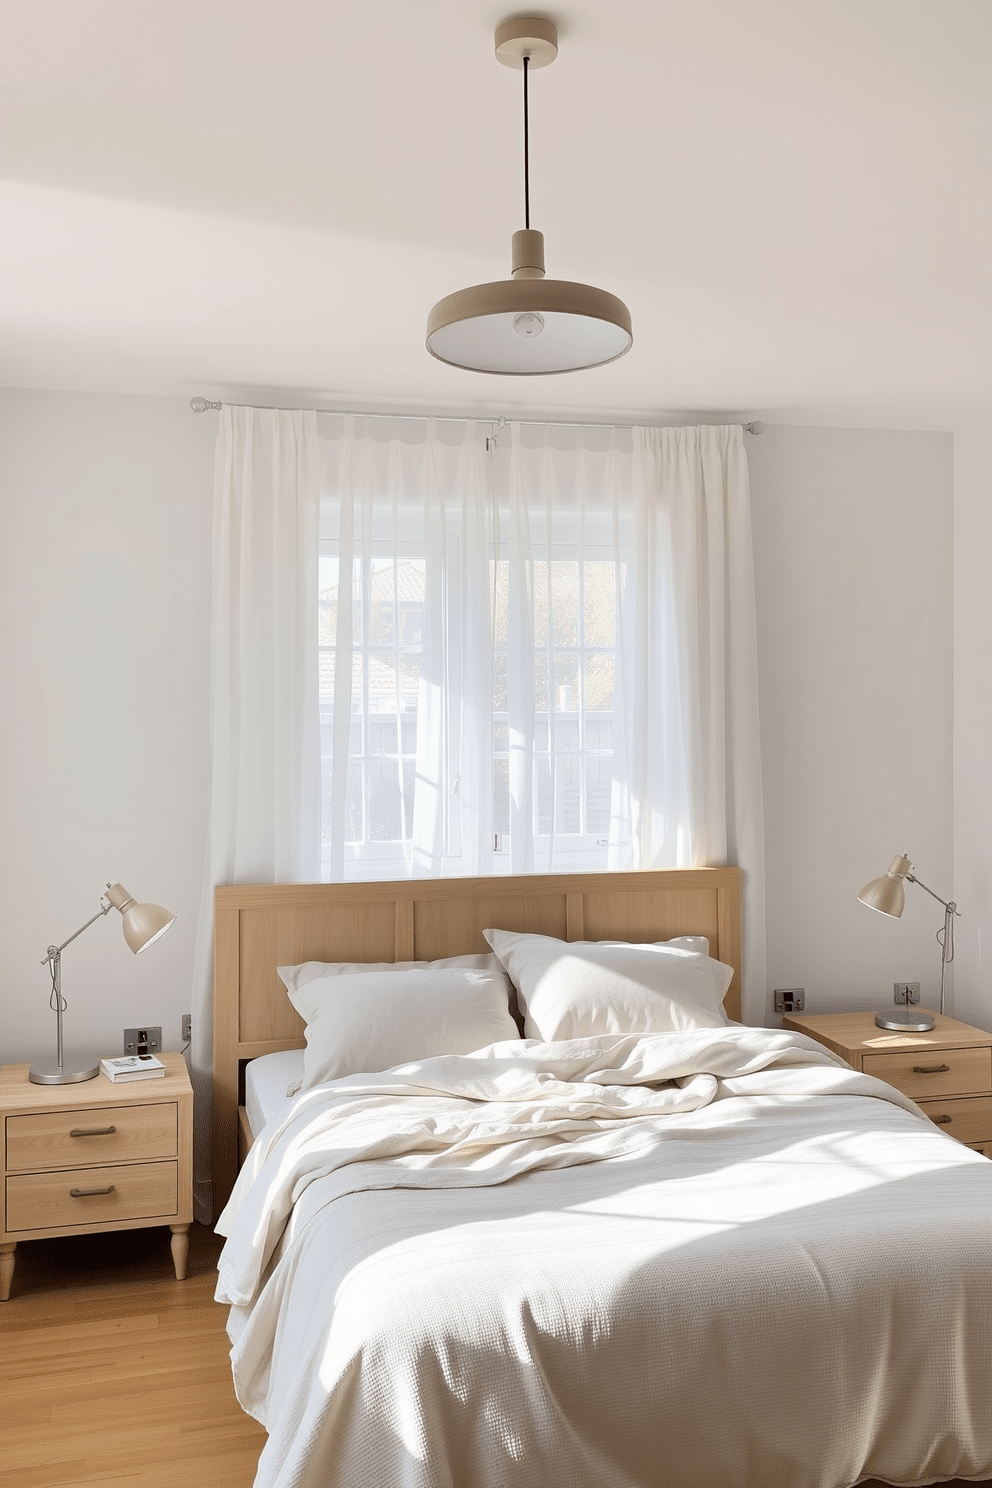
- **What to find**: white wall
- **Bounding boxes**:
[0,390,215,1066]
[953,416,992,1033]
[747,425,955,1021]
[0,395,958,1061]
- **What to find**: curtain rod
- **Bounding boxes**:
[188,396,764,436]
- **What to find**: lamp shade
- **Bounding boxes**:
[104,882,176,954]
[426,276,632,375]
[857,854,913,918]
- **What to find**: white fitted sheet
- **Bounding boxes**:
[244,1050,304,1137]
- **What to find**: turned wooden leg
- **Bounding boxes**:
[0,1242,16,1302]
[169,1224,190,1281]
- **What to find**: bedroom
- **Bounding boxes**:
[1,3,990,1487]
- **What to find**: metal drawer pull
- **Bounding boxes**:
[69,1125,117,1137]
[913,1064,950,1075]
[69,1185,116,1197]
[933,1115,953,1126]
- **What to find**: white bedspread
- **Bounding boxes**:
[215,1026,992,1488]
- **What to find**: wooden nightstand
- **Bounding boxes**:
[783,1011,992,1157]
[0,1051,193,1301]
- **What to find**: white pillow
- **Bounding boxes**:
[285,964,521,1092]
[277,952,499,997]
[483,930,732,1041]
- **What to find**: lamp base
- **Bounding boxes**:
[874,1007,936,1032]
[28,1058,100,1085]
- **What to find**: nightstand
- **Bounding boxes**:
[0,1051,193,1301]
[783,1011,992,1157]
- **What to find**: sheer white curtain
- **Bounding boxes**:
[628,425,766,1009]
[317,416,765,1019]
[190,406,321,1220]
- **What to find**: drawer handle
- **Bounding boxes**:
[913,1064,951,1075]
[69,1185,116,1197]
[932,1115,953,1126]
[69,1125,117,1137]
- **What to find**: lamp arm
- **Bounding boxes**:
[37,899,114,1076]
[906,873,958,917]
[41,900,114,965]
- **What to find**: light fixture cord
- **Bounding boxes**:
[523,54,530,230]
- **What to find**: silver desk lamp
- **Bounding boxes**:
[857,854,958,1031]
[29,883,176,1085]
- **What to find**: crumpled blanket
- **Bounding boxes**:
[215,1026,992,1488]
[216,1026,921,1308]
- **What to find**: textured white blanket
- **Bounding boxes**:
[216,1027,992,1488]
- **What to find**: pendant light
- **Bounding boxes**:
[426,17,632,376]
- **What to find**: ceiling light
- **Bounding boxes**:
[426,17,632,376]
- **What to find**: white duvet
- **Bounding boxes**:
[215,1026,992,1488]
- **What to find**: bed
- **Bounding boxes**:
[212,869,992,1488]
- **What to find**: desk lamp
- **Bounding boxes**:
[29,883,176,1085]
[857,854,958,1031]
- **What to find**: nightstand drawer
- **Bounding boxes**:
[861,1046,991,1100]
[6,1161,179,1232]
[917,1096,992,1145]
[5,1102,178,1172]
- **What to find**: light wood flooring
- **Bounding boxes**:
[0,1221,265,1488]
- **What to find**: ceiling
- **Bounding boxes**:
[0,0,989,429]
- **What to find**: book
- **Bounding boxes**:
[100,1054,166,1082]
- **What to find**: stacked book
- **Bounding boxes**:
[100,1054,166,1083]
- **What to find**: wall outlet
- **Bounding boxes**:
[774,988,805,1014]
[893,982,921,1006]
[181,1014,192,1043]
[124,1026,161,1055]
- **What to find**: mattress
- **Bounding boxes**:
[244,1049,304,1136]
[217,1027,992,1488]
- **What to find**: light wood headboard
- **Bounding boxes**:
[212,867,742,1214]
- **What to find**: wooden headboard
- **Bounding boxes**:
[212,866,742,1214]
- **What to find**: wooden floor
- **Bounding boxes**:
[0,1221,265,1488]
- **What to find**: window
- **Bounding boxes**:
[319,493,626,878]
[315,417,758,889]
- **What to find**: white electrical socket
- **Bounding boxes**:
[182,1014,192,1043]
[893,982,921,1005]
